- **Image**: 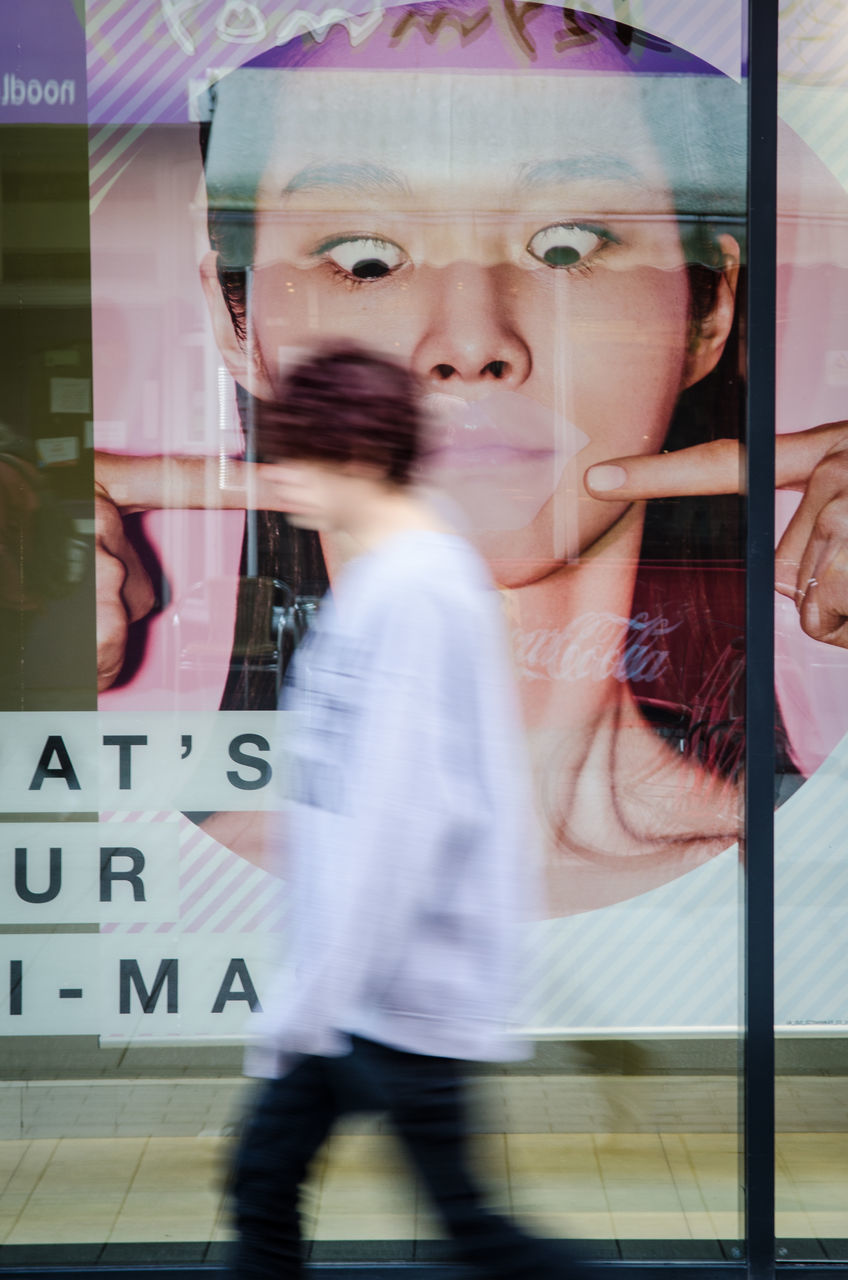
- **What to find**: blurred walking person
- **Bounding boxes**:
[232,342,577,1280]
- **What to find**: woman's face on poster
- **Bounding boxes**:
[212,59,726,583]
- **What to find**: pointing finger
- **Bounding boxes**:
[585,439,742,501]
[585,422,848,502]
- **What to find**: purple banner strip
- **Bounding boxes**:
[0,0,87,123]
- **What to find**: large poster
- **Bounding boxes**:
[2,0,848,1042]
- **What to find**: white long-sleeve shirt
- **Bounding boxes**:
[247,530,538,1076]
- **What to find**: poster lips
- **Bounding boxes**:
[421,390,589,531]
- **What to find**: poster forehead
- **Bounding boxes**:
[204,68,746,215]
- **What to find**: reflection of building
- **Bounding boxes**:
[0,124,94,710]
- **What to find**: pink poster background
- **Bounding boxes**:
[92,125,245,710]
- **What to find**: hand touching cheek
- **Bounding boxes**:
[584,421,848,649]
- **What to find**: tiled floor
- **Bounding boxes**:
[1,1067,846,1255]
[4,1074,847,1140]
[0,1128,846,1248]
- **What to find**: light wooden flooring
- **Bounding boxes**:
[0,1130,846,1247]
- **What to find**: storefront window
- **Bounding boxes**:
[22,0,848,1271]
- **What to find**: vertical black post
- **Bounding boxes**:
[745,1,777,1278]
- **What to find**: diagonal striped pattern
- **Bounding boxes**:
[86,0,308,125]
[84,0,743,128]
[89,122,148,213]
[100,813,285,937]
[87,0,226,125]
[778,4,848,192]
[94,729,848,1034]
[521,848,740,1034]
[774,730,848,1027]
[631,0,742,78]
[779,83,848,193]
[779,0,848,86]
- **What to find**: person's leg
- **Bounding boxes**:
[230,1057,337,1280]
[358,1039,580,1279]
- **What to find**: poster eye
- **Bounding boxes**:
[527,223,606,268]
[322,236,407,279]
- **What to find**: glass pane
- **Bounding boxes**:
[3,0,747,1267]
[775,0,848,1264]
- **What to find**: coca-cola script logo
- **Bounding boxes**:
[514,611,679,684]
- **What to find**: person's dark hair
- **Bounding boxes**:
[254,343,424,486]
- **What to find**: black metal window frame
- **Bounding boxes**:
[744,0,777,1278]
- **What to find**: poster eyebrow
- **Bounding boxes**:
[282,161,411,197]
[515,156,651,190]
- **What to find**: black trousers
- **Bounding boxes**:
[231,1036,580,1279]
